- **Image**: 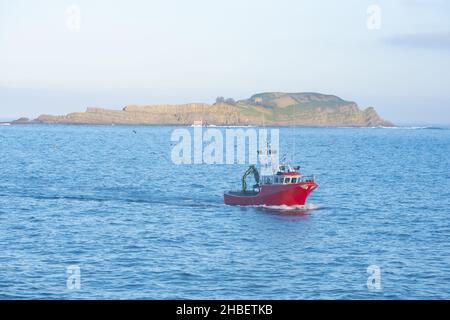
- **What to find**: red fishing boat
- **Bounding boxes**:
[224,146,317,206]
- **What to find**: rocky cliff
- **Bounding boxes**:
[22,92,393,127]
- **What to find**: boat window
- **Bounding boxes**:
[291,177,297,183]
[285,178,291,184]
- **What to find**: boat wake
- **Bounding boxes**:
[260,203,319,211]
[249,203,321,216]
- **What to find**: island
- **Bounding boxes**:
[14,92,393,127]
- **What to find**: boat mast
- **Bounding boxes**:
[258,141,279,181]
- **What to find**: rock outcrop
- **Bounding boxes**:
[25,92,393,127]
[11,117,30,124]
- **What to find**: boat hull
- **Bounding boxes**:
[224,182,317,206]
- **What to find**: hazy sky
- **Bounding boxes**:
[1,0,449,123]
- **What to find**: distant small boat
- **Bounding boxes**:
[224,145,317,206]
[0,123,11,126]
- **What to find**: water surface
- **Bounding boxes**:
[0,125,449,299]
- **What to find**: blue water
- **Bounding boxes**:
[0,125,449,299]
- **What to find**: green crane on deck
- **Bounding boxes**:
[242,165,260,192]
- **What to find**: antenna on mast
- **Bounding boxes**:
[292,103,296,163]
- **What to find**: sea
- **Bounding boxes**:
[0,124,449,299]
